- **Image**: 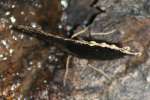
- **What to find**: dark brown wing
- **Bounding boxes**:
[12,25,140,60]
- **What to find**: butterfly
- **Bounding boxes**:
[12,25,140,60]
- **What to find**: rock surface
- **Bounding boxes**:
[0,0,150,99]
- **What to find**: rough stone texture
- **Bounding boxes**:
[67,17,150,100]
[61,0,150,100]
[0,0,150,100]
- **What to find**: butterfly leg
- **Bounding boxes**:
[63,55,72,86]
[87,64,112,81]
